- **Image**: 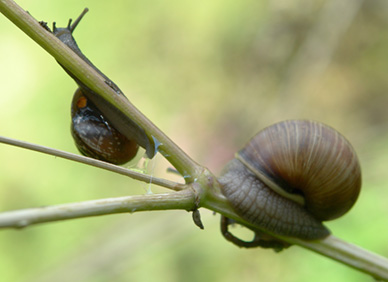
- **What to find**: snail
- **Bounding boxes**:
[218,120,361,250]
[47,8,155,163]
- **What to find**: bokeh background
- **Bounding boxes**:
[1,0,388,281]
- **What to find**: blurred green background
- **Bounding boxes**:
[1,0,388,281]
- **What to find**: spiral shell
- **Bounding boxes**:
[71,89,139,165]
[220,120,361,239]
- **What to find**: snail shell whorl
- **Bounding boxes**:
[238,120,361,221]
[220,120,361,240]
[71,89,139,165]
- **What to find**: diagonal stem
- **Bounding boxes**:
[0,0,201,181]
[0,135,186,191]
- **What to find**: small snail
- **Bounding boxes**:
[218,120,361,250]
[48,9,155,163]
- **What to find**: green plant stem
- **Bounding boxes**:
[0,0,201,181]
[0,190,197,229]
[292,236,388,281]
[0,135,186,191]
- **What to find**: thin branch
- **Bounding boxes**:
[290,236,388,281]
[0,0,201,180]
[0,189,196,229]
[203,193,388,281]
[0,135,185,191]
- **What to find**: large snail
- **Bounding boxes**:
[46,9,155,163]
[218,120,361,250]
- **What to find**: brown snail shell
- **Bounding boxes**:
[71,89,139,165]
[219,120,361,240]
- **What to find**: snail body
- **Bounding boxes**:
[50,9,155,163]
[219,120,361,249]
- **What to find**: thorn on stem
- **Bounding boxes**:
[192,209,204,230]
